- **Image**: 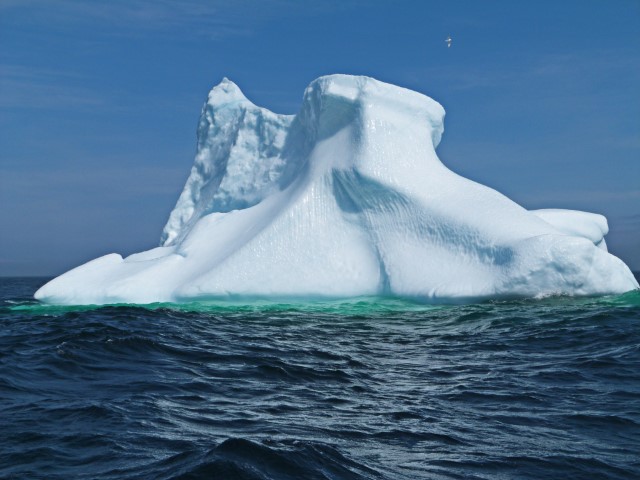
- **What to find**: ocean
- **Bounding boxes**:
[1,276,639,480]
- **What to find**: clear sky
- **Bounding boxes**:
[1,0,638,276]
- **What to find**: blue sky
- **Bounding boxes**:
[0,0,638,275]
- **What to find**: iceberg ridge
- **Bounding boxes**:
[35,75,638,305]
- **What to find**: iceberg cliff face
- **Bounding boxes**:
[35,75,638,305]
[160,78,294,247]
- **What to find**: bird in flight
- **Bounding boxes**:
[445,35,452,48]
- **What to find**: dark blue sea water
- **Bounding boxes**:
[1,277,639,480]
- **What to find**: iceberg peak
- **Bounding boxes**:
[34,74,638,305]
[160,78,293,247]
[206,77,251,107]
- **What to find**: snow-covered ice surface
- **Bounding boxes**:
[35,75,638,305]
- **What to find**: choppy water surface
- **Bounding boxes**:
[1,277,639,480]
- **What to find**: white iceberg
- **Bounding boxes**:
[35,75,638,305]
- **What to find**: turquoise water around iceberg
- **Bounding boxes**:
[1,277,639,479]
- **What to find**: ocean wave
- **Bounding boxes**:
[1,278,639,479]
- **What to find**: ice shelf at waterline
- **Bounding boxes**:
[35,75,638,305]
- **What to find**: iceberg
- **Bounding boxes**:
[35,75,638,305]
